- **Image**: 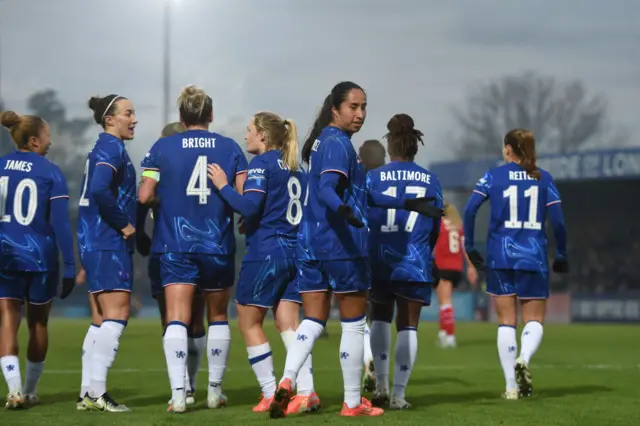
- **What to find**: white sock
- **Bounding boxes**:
[89,320,126,398]
[282,318,325,386]
[207,321,231,395]
[80,324,99,398]
[23,360,44,396]
[164,322,188,393]
[363,321,374,368]
[340,315,366,409]
[281,329,314,396]
[1,356,22,394]
[187,332,206,393]
[247,342,276,399]
[497,325,518,390]
[392,328,418,399]
[370,320,392,392]
[520,321,543,364]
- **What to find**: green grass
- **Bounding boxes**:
[1,319,639,425]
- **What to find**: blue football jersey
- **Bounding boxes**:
[367,161,443,282]
[472,162,561,272]
[141,129,248,254]
[243,150,306,261]
[77,133,137,253]
[0,150,68,271]
[297,126,368,261]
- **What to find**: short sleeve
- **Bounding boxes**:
[473,171,493,198]
[96,140,124,172]
[233,143,249,175]
[50,164,69,200]
[244,156,270,194]
[141,140,162,171]
[320,137,349,177]
[546,175,562,207]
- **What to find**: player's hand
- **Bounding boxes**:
[60,277,76,299]
[337,205,364,228]
[237,217,246,235]
[466,265,479,286]
[136,231,152,256]
[121,224,136,240]
[404,197,444,218]
[431,259,441,288]
[466,249,486,272]
[76,267,86,286]
[207,164,229,190]
[552,259,569,274]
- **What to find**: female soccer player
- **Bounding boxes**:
[208,111,319,415]
[77,94,138,412]
[136,122,207,407]
[269,83,440,418]
[463,128,568,400]
[138,85,247,413]
[367,114,443,410]
[434,202,478,348]
[0,111,76,409]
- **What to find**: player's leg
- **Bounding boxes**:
[334,259,383,417]
[390,289,427,410]
[83,251,133,412]
[185,292,206,404]
[515,270,549,398]
[368,279,393,407]
[436,273,456,348]
[362,301,376,393]
[149,254,167,330]
[200,254,234,410]
[0,271,27,409]
[269,259,330,419]
[275,294,320,414]
[487,269,519,400]
[23,269,57,405]
[78,292,102,409]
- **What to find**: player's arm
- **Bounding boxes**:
[138,144,161,206]
[135,201,152,256]
[366,172,443,218]
[91,145,132,231]
[49,170,75,279]
[463,172,491,270]
[209,159,265,218]
[547,179,568,272]
[233,142,249,193]
[428,183,444,252]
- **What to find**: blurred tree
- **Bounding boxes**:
[27,89,94,199]
[452,71,626,159]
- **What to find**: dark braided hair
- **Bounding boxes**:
[384,113,424,161]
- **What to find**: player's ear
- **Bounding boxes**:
[28,135,39,150]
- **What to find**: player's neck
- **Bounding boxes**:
[104,130,123,140]
[390,155,411,162]
[185,125,209,131]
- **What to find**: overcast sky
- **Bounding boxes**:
[1,0,639,167]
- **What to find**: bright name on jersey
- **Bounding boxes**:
[182,137,216,149]
[4,160,33,172]
[509,170,537,181]
[380,169,431,183]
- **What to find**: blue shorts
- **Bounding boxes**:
[149,253,203,298]
[0,268,59,304]
[81,251,133,294]
[296,258,370,294]
[236,258,301,307]
[486,269,549,299]
[161,253,234,291]
[370,280,432,306]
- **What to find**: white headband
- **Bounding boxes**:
[101,96,123,120]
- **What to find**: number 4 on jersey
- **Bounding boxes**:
[186,156,211,204]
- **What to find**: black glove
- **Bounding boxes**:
[552,259,569,274]
[60,277,75,300]
[467,249,486,272]
[431,260,440,287]
[404,197,444,218]
[337,205,364,228]
[136,231,152,257]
